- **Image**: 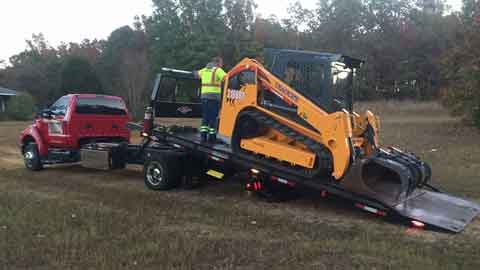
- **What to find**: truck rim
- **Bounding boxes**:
[146,163,164,186]
[24,150,34,167]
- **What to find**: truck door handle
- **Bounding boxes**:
[112,124,118,129]
[84,124,93,129]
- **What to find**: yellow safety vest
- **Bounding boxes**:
[198,67,226,95]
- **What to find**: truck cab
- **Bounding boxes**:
[20,94,131,170]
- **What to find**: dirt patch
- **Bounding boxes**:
[0,121,28,170]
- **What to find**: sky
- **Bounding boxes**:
[0,0,464,64]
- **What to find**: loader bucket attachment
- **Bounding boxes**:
[361,159,408,203]
[340,157,412,206]
[340,157,480,232]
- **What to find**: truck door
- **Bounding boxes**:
[151,70,202,118]
[44,95,73,148]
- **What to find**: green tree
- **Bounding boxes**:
[223,0,260,66]
[146,0,226,71]
[6,33,62,106]
[462,0,480,24]
[99,25,150,117]
[60,56,103,94]
[311,0,367,53]
[6,92,36,121]
[441,1,480,127]
[254,16,288,50]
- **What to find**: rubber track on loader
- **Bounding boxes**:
[233,109,333,179]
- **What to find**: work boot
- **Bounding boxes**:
[201,132,208,142]
[208,130,217,143]
[200,125,209,142]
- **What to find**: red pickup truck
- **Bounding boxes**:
[20,94,131,170]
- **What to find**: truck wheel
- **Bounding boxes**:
[144,159,178,190]
[259,182,298,202]
[23,143,43,171]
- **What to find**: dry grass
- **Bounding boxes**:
[1,101,480,270]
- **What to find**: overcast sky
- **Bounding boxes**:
[0,0,463,63]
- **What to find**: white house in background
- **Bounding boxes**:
[0,86,17,112]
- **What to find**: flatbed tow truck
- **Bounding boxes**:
[75,66,479,234]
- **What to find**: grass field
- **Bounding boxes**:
[1,101,480,270]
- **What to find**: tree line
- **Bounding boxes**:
[0,0,479,124]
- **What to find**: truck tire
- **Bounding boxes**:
[144,159,179,190]
[258,181,298,202]
[23,143,43,171]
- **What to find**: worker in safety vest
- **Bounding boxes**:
[194,57,227,142]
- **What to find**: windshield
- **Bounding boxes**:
[331,61,353,111]
[49,95,72,116]
[267,52,356,113]
[76,97,127,115]
[280,60,354,112]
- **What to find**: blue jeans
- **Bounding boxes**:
[201,99,219,134]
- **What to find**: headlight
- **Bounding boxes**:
[48,120,64,135]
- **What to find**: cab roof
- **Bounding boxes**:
[265,48,364,68]
[65,94,124,100]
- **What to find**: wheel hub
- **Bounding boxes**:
[25,151,34,159]
[147,165,163,185]
[153,168,161,178]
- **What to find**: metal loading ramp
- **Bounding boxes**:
[393,190,480,232]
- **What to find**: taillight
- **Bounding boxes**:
[411,220,425,229]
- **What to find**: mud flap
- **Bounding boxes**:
[394,190,480,233]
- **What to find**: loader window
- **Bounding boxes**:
[227,71,255,90]
[276,61,327,97]
[278,60,354,113]
[331,62,353,110]
[300,63,327,98]
[283,61,304,91]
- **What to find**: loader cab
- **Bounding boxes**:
[264,48,363,113]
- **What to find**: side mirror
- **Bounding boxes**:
[35,109,43,119]
[37,109,52,119]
